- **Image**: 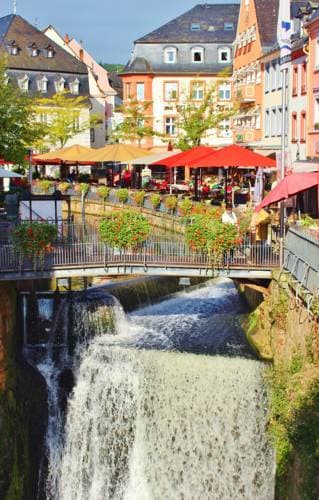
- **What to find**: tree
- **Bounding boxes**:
[174,80,235,151]
[0,57,45,163]
[112,99,160,146]
[34,91,101,149]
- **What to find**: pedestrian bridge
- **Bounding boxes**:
[0,234,279,281]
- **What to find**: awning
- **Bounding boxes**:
[150,146,217,168]
[0,168,22,178]
[34,144,94,165]
[187,144,277,168]
[124,151,178,166]
[255,172,319,212]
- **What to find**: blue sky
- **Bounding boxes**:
[1,0,239,64]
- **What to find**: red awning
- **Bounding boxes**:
[255,172,319,212]
[186,144,277,168]
[150,146,217,168]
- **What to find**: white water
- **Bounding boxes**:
[53,279,275,500]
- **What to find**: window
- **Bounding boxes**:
[136,82,145,100]
[191,81,204,100]
[265,109,270,137]
[292,112,297,142]
[300,111,306,142]
[90,128,95,143]
[277,106,282,136]
[265,64,270,93]
[276,63,281,89]
[224,22,234,31]
[314,97,319,124]
[219,82,231,100]
[191,47,204,63]
[301,62,307,94]
[125,82,132,99]
[73,116,80,132]
[270,64,276,91]
[316,40,319,70]
[219,119,231,137]
[218,47,231,63]
[10,44,18,56]
[37,76,48,93]
[164,82,178,100]
[292,66,298,96]
[164,47,177,64]
[18,75,29,92]
[191,23,201,31]
[39,113,48,124]
[47,46,54,58]
[271,107,277,136]
[55,77,65,92]
[165,117,176,136]
[70,78,80,95]
[31,48,38,57]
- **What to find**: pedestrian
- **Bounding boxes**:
[222,203,238,225]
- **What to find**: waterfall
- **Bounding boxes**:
[53,279,275,500]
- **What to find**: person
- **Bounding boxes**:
[222,204,238,225]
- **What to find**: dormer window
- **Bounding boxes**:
[224,22,234,31]
[164,47,177,64]
[55,77,65,92]
[29,43,39,57]
[191,23,201,31]
[18,74,29,92]
[45,45,55,58]
[218,47,231,63]
[37,76,48,93]
[8,40,19,55]
[69,78,80,95]
[191,47,204,63]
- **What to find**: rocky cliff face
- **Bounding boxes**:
[0,283,47,500]
[244,277,319,500]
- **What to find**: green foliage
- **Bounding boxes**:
[117,188,129,204]
[34,90,101,149]
[36,179,52,193]
[301,214,317,228]
[185,214,240,265]
[112,99,160,146]
[149,193,161,209]
[99,62,125,73]
[96,186,110,201]
[58,182,71,193]
[99,211,150,248]
[12,222,57,268]
[173,82,235,150]
[79,183,90,196]
[131,190,145,207]
[164,196,178,213]
[178,198,193,216]
[0,57,45,163]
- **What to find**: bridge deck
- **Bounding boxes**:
[0,237,279,281]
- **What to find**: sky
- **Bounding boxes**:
[1,0,240,64]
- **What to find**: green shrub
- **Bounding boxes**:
[178,198,193,216]
[96,186,110,202]
[99,210,150,249]
[149,193,161,209]
[79,183,90,196]
[164,195,178,213]
[58,182,71,193]
[131,190,145,207]
[117,188,129,204]
[36,179,52,193]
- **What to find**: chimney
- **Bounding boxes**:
[64,34,69,43]
[79,48,84,61]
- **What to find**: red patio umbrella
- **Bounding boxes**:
[255,172,319,212]
[186,144,277,168]
[150,145,217,167]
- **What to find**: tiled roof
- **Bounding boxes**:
[0,14,87,74]
[135,4,240,44]
[123,60,232,75]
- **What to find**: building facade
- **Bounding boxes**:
[121,4,240,149]
[305,6,319,159]
[0,14,91,150]
[44,26,117,148]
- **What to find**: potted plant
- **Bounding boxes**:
[12,222,57,270]
[131,190,145,207]
[164,195,178,214]
[117,188,129,206]
[96,186,110,211]
[99,210,150,249]
[149,193,161,210]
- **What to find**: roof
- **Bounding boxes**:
[0,14,88,74]
[123,60,232,75]
[126,151,179,165]
[310,6,319,20]
[254,0,279,49]
[135,4,240,44]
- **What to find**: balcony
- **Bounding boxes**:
[235,85,256,103]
